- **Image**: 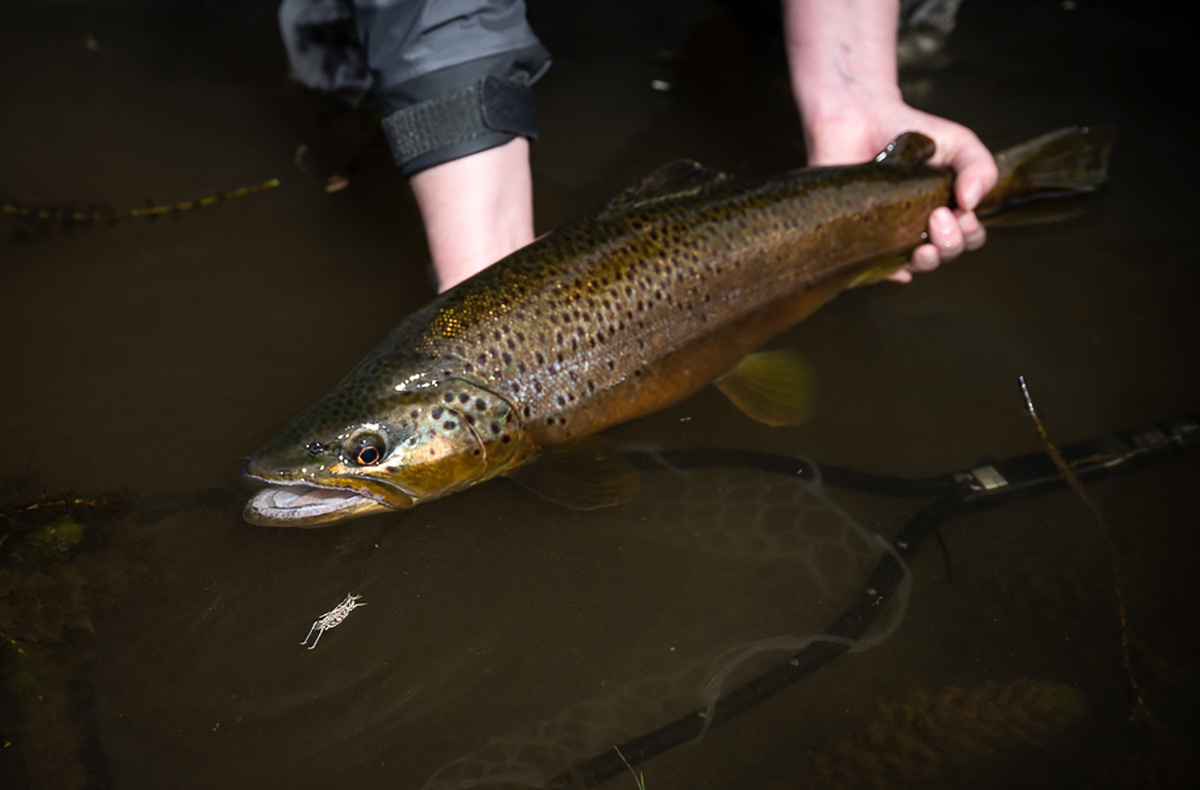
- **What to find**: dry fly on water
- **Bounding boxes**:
[301,594,366,649]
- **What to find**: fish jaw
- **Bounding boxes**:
[243,376,531,526]
[243,453,417,526]
[243,480,402,527]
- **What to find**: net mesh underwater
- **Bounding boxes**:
[418,456,911,790]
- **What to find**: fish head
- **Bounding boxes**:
[244,374,528,526]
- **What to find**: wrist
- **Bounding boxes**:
[784,0,902,129]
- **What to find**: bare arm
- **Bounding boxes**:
[410,136,536,292]
[785,0,998,281]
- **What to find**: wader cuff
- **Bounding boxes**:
[382,73,538,176]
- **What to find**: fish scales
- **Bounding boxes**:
[243,126,1114,524]
[398,165,949,445]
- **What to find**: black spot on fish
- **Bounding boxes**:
[475,398,487,411]
[501,435,511,443]
[490,422,501,434]
[502,352,512,365]
[459,393,470,403]
[443,421,457,430]
[444,393,454,403]
[432,407,444,419]
[410,410,419,419]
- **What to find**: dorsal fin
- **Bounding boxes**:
[874,132,936,166]
[600,160,730,217]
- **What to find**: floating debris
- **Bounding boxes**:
[301,593,366,650]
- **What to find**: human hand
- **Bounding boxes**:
[804,102,999,282]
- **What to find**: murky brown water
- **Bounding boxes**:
[2,1,1198,788]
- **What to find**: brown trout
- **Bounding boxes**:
[245,126,1112,526]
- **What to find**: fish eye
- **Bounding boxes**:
[346,432,387,466]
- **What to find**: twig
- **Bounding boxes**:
[2,179,280,237]
[1017,376,1149,723]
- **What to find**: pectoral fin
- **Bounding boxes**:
[715,349,817,427]
[505,436,640,510]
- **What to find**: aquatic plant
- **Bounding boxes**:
[0,480,148,789]
[0,179,279,241]
[798,678,1088,788]
[612,747,645,790]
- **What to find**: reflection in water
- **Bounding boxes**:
[419,459,908,789]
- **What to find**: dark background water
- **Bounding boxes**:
[2,1,1198,788]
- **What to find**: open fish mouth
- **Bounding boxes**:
[243,482,396,527]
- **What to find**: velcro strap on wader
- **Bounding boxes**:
[381,75,537,173]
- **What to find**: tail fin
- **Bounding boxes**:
[975,125,1114,225]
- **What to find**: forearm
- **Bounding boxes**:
[409,136,535,292]
[784,0,902,147]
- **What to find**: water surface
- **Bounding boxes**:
[2,1,1197,788]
